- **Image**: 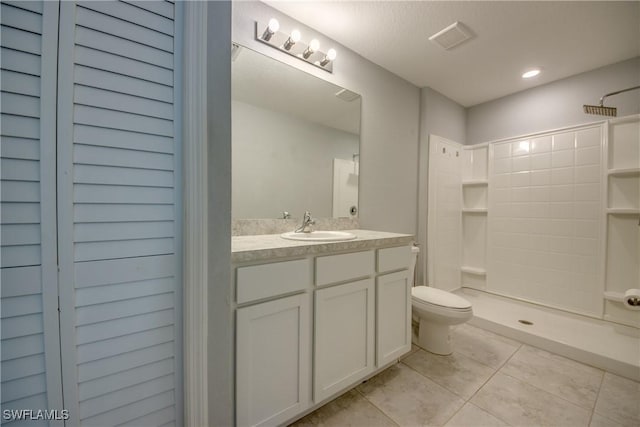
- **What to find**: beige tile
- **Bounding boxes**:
[471,372,591,426]
[357,363,464,427]
[402,349,496,399]
[451,324,520,369]
[289,389,397,427]
[500,345,603,409]
[590,413,624,427]
[444,403,508,427]
[594,373,640,427]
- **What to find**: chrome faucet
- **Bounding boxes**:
[295,211,315,233]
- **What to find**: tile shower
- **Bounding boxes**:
[487,126,603,316]
[429,115,640,378]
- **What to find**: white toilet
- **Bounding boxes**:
[409,245,473,355]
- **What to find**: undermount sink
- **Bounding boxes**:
[280,231,357,242]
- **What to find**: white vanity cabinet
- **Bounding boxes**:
[313,251,376,402]
[232,232,413,426]
[376,246,413,366]
[235,260,312,427]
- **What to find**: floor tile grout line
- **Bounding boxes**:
[495,342,609,414]
[516,343,609,377]
[450,326,524,371]
[398,354,468,398]
[497,368,597,416]
[587,371,624,427]
[396,357,470,425]
[457,342,524,427]
[400,349,514,426]
[438,401,466,427]
[401,350,496,403]
[466,340,522,402]
[354,372,402,427]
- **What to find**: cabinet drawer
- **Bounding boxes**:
[377,246,411,273]
[237,259,310,304]
[316,250,374,286]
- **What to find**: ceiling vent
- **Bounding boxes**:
[429,21,473,50]
[335,88,360,102]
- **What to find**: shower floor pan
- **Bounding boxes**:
[455,288,640,381]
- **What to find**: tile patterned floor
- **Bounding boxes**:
[290,324,640,427]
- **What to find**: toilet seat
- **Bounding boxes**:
[411,286,472,311]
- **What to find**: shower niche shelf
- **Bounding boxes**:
[462,145,488,182]
[462,180,488,211]
[461,141,489,291]
[608,116,640,170]
[607,208,640,215]
[462,180,488,186]
[461,266,486,275]
[608,167,640,177]
[604,115,640,328]
[608,172,639,210]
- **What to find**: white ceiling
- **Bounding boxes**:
[264,1,640,107]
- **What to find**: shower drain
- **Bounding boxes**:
[518,319,534,325]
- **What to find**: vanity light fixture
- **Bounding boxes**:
[255,20,336,73]
[303,39,320,59]
[262,18,279,41]
[319,48,337,67]
[283,29,301,51]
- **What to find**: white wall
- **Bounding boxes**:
[232,100,358,218]
[232,1,421,234]
[421,87,467,145]
[207,2,233,426]
[467,57,640,144]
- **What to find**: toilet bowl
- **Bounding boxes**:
[409,246,473,355]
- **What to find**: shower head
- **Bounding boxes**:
[583,104,617,117]
[583,85,640,117]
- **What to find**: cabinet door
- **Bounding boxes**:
[236,294,311,427]
[314,278,375,402]
[55,2,183,424]
[377,270,412,367]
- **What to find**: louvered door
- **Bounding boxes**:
[1,1,62,424]
[56,1,182,425]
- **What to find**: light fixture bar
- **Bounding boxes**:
[255,20,335,73]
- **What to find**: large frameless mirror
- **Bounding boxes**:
[232,44,361,220]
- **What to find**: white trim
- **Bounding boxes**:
[471,119,608,146]
[608,113,640,125]
[40,2,64,423]
[182,2,209,425]
[174,1,185,424]
[463,141,490,149]
[599,122,609,319]
[56,1,80,424]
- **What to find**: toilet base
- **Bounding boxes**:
[417,318,452,355]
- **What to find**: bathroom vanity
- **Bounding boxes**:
[232,230,414,426]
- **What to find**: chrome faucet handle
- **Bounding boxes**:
[295,211,315,233]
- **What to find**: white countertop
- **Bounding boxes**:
[232,229,414,263]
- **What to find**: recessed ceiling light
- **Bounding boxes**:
[522,68,541,79]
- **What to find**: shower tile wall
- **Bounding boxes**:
[487,126,604,316]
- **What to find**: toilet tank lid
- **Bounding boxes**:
[412,286,471,309]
